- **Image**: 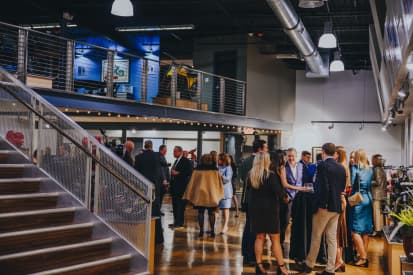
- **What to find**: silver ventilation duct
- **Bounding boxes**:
[266,0,328,77]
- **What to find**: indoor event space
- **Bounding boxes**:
[0,0,411,274]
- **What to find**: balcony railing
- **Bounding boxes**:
[0,21,246,116]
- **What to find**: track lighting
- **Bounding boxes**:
[330,51,345,72]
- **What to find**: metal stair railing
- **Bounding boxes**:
[0,68,153,267]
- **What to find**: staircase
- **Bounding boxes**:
[0,138,145,274]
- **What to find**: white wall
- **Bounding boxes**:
[290,70,403,165]
[246,38,296,121]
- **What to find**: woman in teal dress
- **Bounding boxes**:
[350,149,373,267]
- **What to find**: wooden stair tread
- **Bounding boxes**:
[0,177,47,183]
[0,222,95,255]
[0,192,60,213]
[0,238,115,273]
[0,192,60,199]
[0,207,78,233]
[32,254,132,275]
[0,237,113,260]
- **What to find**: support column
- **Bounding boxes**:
[141,59,148,103]
[106,51,115,97]
[219,77,225,113]
[197,72,202,110]
[196,130,203,162]
[17,29,28,83]
[65,40,75,92]
[170,65,177,106]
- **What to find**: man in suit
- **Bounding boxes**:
[239,139,268,266]
[297,143,346,275]
[280,148,303,246]
[169,145,193,228]
[157,144,170,213]
[134,140,164,244]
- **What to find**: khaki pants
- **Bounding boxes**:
[305,209,340,273]
[373,200,384,232]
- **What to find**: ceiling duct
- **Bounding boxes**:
[298,0,325,9]
[266,0,329,77]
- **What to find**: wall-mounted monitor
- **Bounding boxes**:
[101,59,130,83]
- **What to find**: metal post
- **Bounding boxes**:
[17,29,28,83]
[242,82,247,116]
[170,65,177,106]
[65,40,75,92]
[141,59,148,103]
[106,51,115,97]
[197,130,203,162]
[219,77,225,113]
[197,72,202,110]
[85,141,93,210]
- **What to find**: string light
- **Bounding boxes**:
[117,114,121,118]
[108,113,112,117]
[97,112,101,116]
[144,117,148,120]
[126,114,130,118]
[136,116,139,120]
[64,108,69,112]
[87,111,91,114]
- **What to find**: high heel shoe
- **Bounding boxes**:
[277,264,288,275]
[353,258,368,267]
[334,262,346,272]
[198,231,204,238]
[255,262,267,274]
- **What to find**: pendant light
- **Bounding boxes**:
[318,21,337,49]
[330,51,345,72]
[111,0,134,17]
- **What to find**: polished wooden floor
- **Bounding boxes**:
[155,196,386,274]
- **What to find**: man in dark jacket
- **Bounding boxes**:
[157,144,170,212]
[169,146,193,228]
[135,140,163,244]
[297,143,346,275]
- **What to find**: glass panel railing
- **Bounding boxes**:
[0,68,152,262]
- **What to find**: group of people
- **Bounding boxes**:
[122,140,240,243]
[239,140,387,275]
[122,137,388,274]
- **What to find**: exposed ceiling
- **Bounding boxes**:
[0,0,374,70]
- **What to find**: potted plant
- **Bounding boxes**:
[391,206,413,261]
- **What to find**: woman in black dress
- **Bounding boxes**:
[247,152,288,275]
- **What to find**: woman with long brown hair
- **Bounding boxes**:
[334,146,351,272]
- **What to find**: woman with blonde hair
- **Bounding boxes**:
[350,149,373,267]
[247,152,288,275]
[334,146,351,272]
[218,152,233,234]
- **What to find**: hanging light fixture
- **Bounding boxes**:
[330,51,345,72]
[111,0,134,17]
[318,21,337,49]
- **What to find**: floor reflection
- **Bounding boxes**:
[155,195,385,274]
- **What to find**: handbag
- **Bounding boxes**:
[348,170,363,207]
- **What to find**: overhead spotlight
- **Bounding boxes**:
[318,21,337,49]
[330,51,345,72]
[328,123,334,130]
[131,129,137,134]
[111,0,134,17]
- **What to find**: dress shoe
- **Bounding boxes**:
[334,262,345,272]
[352,258,368,267]
[295,262,312,273]
[316,271,334,275]
[255,262,267,274]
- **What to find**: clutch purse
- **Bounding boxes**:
[348,171,363,207]
[348,191,363,206]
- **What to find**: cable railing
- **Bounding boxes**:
[0,68,153,267]
[0,21,246,115]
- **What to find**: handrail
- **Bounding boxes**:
[0,68,152,203]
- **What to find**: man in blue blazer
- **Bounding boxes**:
[297,143,346,275]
